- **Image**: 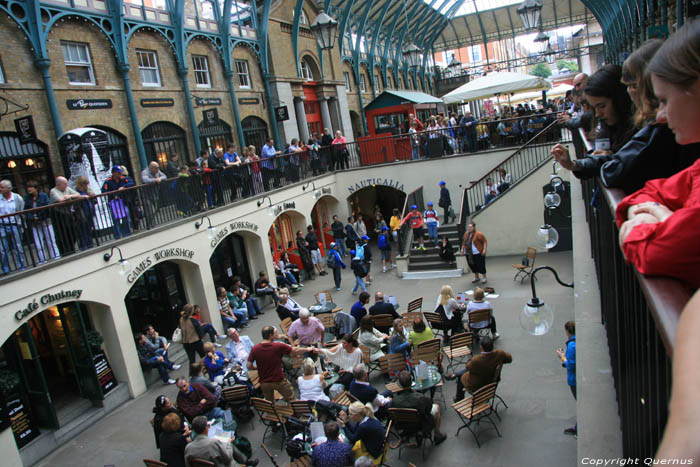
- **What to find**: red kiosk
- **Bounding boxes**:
[359,90,445,164]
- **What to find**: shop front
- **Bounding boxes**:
[0,132,54,195]
[209,232,252,291]
[142,121,190,167]
[198,119,233,156]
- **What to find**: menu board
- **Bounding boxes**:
[93,352,118,396]
[6,396,38,448]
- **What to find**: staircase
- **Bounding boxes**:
[403,223,463,279]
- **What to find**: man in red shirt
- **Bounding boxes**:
[247,325,312,401]
[400,204,426,251]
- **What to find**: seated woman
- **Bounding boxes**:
[357,315,389,362]
[616,20,700,289]
[465,288,499,340]
[278,252,304,286]
[202,342,229,385]
[439,236,456,264]
[408,317,434,350]
[320,334,363,389]
[297,357,330,402]
[277,288,301,321]
[435,285,466,341]
[497,168,512,193]
[151,395,189,449]
[389,318,411,357]
[189,361,221,401]
[338,401,386,464]
[159,412,188,467]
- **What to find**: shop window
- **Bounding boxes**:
[192,55,211,88]
[300,59,314,81]
[61,42,95,85]
[235,59,251,89]
[469,45,482,63]
[137,49,161,87]
[360,74,367,93]
[343,71,351,92]
[374,74,380,93]
[241,116,269,153]
[142,121,189,166]
[198,118,232,155]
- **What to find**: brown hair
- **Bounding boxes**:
[359,315,374,333]
[161,412,181,433]
[565,320,575,335]
[473,288,485,301]
[181,304,194,319]
[412,317,426,333]
[647,18,700,89]
[342,334,359,348]
[75,175,89,191]
[622,39,664,127]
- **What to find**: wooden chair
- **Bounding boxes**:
[401,311,423,326]
[251,397,289,449]
[285,355,304,380]
[288,455,313,467]
[290,399,314,422]
[443,332,473,374]
[333,390,357,406]
[143,460,167,467]
[221,384,254,428]
[359,344,381,376]
[423,311,448,340]
[406,297,423,314]
[280,317,293,336]
[451,382,501,447]
[261,442,281,467]
[466,309,493,344]
[412,338,441,365]
[316,312,337,346]
[187,459,215,467]
[512,247,537,283]
[377,420,393,466]
[371,314,394,331]
[388,408,432,460]
[492,362,509,418]
[379,352,408,379]
[314,290,334,304]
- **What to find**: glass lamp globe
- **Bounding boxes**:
[207,226,216,240]
[550,174,563,190]
[118,259,131,277]
[520,299,554,335]
[267,205,275,216]
[537,224,559,249]
[544,192,561,209]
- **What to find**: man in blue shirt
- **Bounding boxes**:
[260,138,280,190]
[312,421,353,467]
[351,292,370,324]
[556,320,577,437]
[223,143,242,199]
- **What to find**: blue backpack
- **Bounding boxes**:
[355,244,365,260]
[377,234,388,250]
[326,250,338,268]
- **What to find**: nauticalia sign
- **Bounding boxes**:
[347,178,404,194]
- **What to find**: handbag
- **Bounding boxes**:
[171,327,182,343]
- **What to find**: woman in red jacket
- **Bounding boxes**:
[616,19,700,289]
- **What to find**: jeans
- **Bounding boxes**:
[110,210,131,239]
[352,276,366,293]
[411,142,421,160]
[246,297,261,315]
[284,271,297,284]
[332,266,342,289]
[1,224,26,273]
[30,221,60,263]
[205,406,226,420]
[201,323,217,342]
[147,355,174,383]
[426,223,438,243]
[221,315,238,329]
[232,307,248,326]
[443,206,450,224]
[335,240,347,257]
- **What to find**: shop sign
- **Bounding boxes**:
[126,247,196,284]
[275,105,289,121]
[195,97,222,106]
[14,115,37,144]
[347,178,405,194]
[66,99,113,110]
[6,396,38,448]
[93,352,118,396]
[14,289,83,321]
[238,97,259,105]
[202,108,219,127]
[210,221,259,248]
[141,98,175,108]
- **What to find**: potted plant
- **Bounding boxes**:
[0,369,21,398]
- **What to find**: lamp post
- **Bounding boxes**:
[194,215,216,240]
[520,266,574,335]
[310,11,338,79]
[402,43,423,69]
[517,0,543,31]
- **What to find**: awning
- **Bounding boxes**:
[442,72,551,103]
[364,90,443,111]
[509,83,573,104]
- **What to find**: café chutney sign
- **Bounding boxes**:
[14,289,84,321]
[347,178,405,194]
[126,247,196,284]
[210,221,259,248]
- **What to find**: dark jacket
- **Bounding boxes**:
[351,258,367,278]
[461,349,513,394]
[368,301,399,320]
[345,224,359,242]
[101,176,135,194]
[439,187,451,207]
[306,231,320,250]
[391,389,435,432]
[331,220,346,238]
[344,417,385,459]
[349,380,378,405]
[166,160,180,179]
[176,382,217,422]
[159,431,187,467]
[24,192,51,221]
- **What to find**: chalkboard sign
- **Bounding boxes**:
[93,352,118,396]
[6,395,38,448]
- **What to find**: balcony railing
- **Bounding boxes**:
[578,131,692,458]
[0,118,568,277]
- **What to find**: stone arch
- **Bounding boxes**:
[300,53,321,81]
[347,184,407,230]
[208,228,262,292]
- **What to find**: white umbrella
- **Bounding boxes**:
[442,71,552,104]
[509,83,574,105]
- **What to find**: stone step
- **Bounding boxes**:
[409,254,445,264]
[402,268,464,280]
[408,261,459,271]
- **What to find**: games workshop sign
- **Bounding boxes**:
[347,178,405,194]
[126,247,196,284]
[210,221,259,248]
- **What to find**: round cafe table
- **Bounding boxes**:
[309,302,337,315]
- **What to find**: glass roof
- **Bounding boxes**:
[423,0,524,17]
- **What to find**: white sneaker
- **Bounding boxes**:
[214,343,223,348]
[172,364,181,370]
[352,290,358,295]
[493,333,500,340]
[391,264,397,269]
[382,267,387,273]
[217,335,227,340]
[166,379,176,384]
[336,287,342,291]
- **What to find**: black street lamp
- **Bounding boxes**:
[194,215,216,239]
[520,266,574,335]
[103,246,130,276]
[402,43,423,69]
[310,10,338,51]
[517,0,543,31]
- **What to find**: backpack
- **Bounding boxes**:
[377,234,388,250]
[355,244,365,260]
[326,250,338,269]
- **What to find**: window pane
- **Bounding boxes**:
[67,65,92,84]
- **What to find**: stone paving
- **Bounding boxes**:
[35,251,576,467]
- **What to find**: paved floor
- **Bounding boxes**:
[35,251,576,467]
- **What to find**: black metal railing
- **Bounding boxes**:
[578,131,692,458]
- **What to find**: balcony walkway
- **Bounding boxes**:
[34,251,578,467]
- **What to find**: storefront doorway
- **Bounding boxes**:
[198,119,233,156]
[1,302,104,437]
[209,233,252,291]
[142,121,190,167]
[124,261,187,339]
[348,185,406,234]
[0,132,53,195]
[241,116,269,151]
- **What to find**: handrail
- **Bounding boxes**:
[397,186,424,258]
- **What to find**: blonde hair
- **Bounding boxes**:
[473,288,485,301]
[75,175,89,191]
[181,304,194,319]
[279,287,289,296]
[302,357,316,376]
[203,342,214,353]
[348,401,375,419]
[439,285,455,306]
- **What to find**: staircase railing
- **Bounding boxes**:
[397,186,424,257]
[461,120,570,219]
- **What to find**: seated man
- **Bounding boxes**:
[135,332,180,385]
[351,292,371,325]
[144,324,169,357]
[276,289,302,321]
[225,327,254,366]
[287,308,324,347]
[175,377,224,422]
[368,292,400,333]
[254,271,279,306]
[391,370,447,444]
[349,364,391,416]
[232,276,263,317]
[454,336,512,402]
[184,415,259,467]
[229,286,258,320]
[312,421,354,467]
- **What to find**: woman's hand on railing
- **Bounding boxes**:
[618,213,660,254]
